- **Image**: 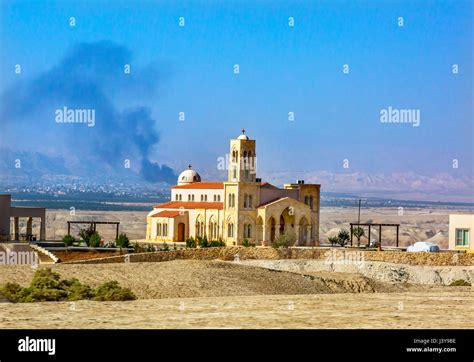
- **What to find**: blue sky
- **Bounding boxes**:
[0,0,472,199]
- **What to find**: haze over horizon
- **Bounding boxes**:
[0,0,472,202]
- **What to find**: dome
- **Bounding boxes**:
[237,129,249,140]
[177,165,201,185]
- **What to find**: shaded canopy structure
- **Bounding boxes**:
[350,223,400,248]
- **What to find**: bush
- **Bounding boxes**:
[1,282,23,300]
[328,236,339,246]
[0,268,136,303]
[353,227,364,247]
[197,236,209,248]
[162,242,169,251]
[62,234,75,247]
[242,238,255,247]
[30,268,62,289]
[209,240,226,247]
[116,233,130,248]
[79,227,95,245]
[186,237,196,248]
[62,278,95,301]
[88,232,101,248]
[449,279,471,286]
[272,231,296,248]
[336,229,350,247]
[93,281,136,301]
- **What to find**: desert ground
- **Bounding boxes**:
[26,206,471,248]
[0,260,472,329]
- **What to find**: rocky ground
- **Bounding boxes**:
[0,259,472,329]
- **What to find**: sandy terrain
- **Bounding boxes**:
[0,260,415,299]
[33,207,467,248]
[1,292,472,329]
[0,260,472,329]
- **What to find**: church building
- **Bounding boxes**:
[146,131,320,246]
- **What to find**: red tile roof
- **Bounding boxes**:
[154,201,224,210]
[150,210,184,218]
[171,182,224,189]
[260,182,279,189]
[257,197,285,208]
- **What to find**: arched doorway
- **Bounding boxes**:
[269,217,276,242]
[256,216,264,244]
[279,207,295,236]
[177,223,185,242]
[298,217,308,245]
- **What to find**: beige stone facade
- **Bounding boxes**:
[146,131,320,246]
[449,214,474,253]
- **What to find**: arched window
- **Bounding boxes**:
[157,223,162,236]
[227,223,234,238]
[309,196,314,210]
[196,218,205,238]
[229,193,236,208]
[201,194,204,202]
[175,194,179,201]
[163,223,168,237]
[191,194,195,201]
[217,195,221,201]
[244,224,251,238]
[209,219,218,240]
[179,194,183,201]
[243,194,248,208]
[188,194,192,201]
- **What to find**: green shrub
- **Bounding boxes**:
[0,268,135,303]
[30,268,62,289]
[62,234,75,247]
[88,232,101,247]
[62,278,95,301]
[272,231,296,248]
[93,281,136,301]
[449,279,471,286]
[209,240,226,247]
[242,238,255,247]
[336,229,350,247]
[197,236,209,248]
[328,236,339,246]
[186,237,196,248]
[1,282,23,300]
[18,286,67,302]
[162,242,169,251]
[116,233,130,248]
[79,227,95,245]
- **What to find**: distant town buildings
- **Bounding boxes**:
[146,131,321,246]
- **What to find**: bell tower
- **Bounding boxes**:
[227,129,257,183]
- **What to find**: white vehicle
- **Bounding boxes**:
[406,241,440,253]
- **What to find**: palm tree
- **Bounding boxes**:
[353,227,365,247]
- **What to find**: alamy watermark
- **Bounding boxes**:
[380,106,420,127]
[55,106,95,127]
[324,249,365,268]
[0,250,38,266]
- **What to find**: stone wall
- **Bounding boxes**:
[62,247,474,266]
